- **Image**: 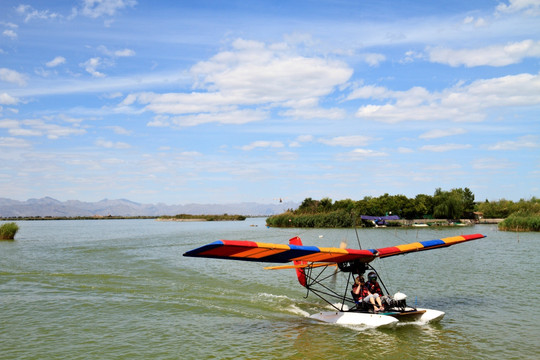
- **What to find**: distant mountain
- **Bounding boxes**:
[0,197,298,217]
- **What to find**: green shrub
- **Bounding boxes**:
[498,210,540,232]
[0,222,19,240]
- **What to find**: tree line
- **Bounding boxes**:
[266,188,540,229]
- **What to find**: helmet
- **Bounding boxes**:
[368,271,377,280]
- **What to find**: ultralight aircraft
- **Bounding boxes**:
[183,232,486,327]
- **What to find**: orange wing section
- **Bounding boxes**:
[183,238,376,264]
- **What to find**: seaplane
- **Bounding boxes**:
[183,232,486,328]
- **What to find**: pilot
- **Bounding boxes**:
[353,276,384,312]
[365,272,389,309]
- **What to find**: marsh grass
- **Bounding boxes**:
[0,222,19,240]
[498,211,540,232]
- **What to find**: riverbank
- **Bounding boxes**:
[0,216,158,221]
[0,214,247,222]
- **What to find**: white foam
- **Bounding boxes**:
[256,292,293,301]
[285,304,310,317]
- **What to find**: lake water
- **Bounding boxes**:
[1,219,538,359]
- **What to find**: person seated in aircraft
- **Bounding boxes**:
[351,275,363,301]
[366,272,389,309]
[352,276,383,312]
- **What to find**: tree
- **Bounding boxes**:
[319,197,333,212]
[297,197,317,214]
[432,188,466,219]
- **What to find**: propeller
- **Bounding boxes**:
[331,240,349,284]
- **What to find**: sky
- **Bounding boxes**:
[0,0,539,205]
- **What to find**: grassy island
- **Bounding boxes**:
[0,222,19,240]
[498,210,540,232]
[157,214,246,222]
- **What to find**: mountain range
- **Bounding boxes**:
[0,197,298,217]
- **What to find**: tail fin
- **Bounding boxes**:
[289,236,307,287]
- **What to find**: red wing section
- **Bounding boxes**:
[182,237,377,264]
[369,233,486,259]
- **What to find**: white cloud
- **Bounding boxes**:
[280,106,346,120]
[420,144,472,152]
[114,48,135,57]
[471,157,515,170]
[419,128,466,139]
[352,72,540,123]
[81,0,137,18]
[191,38,352,104]
[347,85,391,100]
[400,50,424,64]
[319,135,373,147]
[289,135,313,147]
[464,16,488,27]
[496,0,540,16]
[98,45,135,57]
[0,119,19,128]
[2,29,17,39]
[147,115,170,127]
[9,128,42,137]
[0,137,31,148]
[338,148,388,160]
[277,151,298,161]
[16,4,61,22]
[0,93,19,105]
[474,17,488,27]
[107,125,132,135]
[17,119,87,139]
[122,39,352,126]
[58,114,84,124]
[169,109,267,127]
[104,92,123,99]
[1,22,18,29]
[487,135,539,150]
[95,138,131,149]
[397,147,414,153]
[429,40,540,67]
[46,56,66,68]
[361,53,386,67]
[0,68,27,86]
[81,57,105,77]
[241,141,284,151]
[296,135,314,143]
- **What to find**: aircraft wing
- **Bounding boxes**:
[183,233,485,265]
[367,233,486,259]
[183,239,376,264]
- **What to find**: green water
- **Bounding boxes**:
[1,219,538,359]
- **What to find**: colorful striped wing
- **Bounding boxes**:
[183,239,376,264]
[368,233,486,258]
[183,233,486,265]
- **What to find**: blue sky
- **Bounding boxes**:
[1,0,539,205]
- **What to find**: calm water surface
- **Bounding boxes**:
[1,219,538,359]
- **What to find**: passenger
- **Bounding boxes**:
[352,276,384,312]
[365,271,388,309]
[351,275,363,301]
